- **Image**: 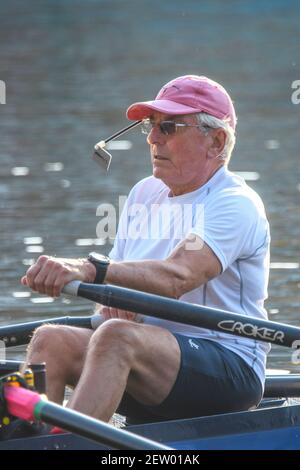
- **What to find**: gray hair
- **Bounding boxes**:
[195,112,236,163]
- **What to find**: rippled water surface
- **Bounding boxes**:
[1,0,300,370]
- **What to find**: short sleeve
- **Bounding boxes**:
[189,192,269,272]
[108,197,130,261]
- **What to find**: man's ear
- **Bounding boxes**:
[207,129,226,159]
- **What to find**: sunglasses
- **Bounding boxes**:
[141,118,210,136]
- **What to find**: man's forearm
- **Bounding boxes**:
[105,259,187,299]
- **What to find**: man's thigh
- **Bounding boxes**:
[120,335,262,422]
[124,323,181,407]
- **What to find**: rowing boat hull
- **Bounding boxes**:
[1,400,300,450]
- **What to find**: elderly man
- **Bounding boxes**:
[22,75,270,423]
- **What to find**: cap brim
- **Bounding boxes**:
[126,100,198,120]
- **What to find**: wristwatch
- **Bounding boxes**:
[87,252,110,284]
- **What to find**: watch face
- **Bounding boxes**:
[89,252,109,263]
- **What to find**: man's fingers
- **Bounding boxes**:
[100,306,112,321]
[24,255,50,291]
[32,264,54,295]
[98,306,138,322]
[43,265,64,297]
[109,308,119,319]
[38,262,77,298]
[114,308,137,321]
[24,256,65,296]
[124,311,137,321]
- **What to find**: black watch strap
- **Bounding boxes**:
[87,253,110,285]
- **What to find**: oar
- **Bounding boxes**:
[0,315,99,347]
[63,281,300,348]
[264,375,300,397]
[4,385,171,450]
[0,360,24,376]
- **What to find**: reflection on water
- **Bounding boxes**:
[1,0,300,371]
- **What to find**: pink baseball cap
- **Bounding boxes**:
[126,75,237,130]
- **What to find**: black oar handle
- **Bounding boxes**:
[63,281,300,348]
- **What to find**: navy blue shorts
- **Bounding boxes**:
[117,334,263,423]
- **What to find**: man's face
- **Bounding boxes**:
[146,112,215,195]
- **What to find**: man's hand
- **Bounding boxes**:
[101,306,138,322]
[95,304,142,323]
[21,255,96,298]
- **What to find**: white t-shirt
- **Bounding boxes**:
[109,166,271,388]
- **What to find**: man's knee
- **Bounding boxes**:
[29,324,76,359]
[89,319,140,361]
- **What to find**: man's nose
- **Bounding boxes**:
[147,125,165,145]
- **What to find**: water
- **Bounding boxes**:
[0,0,300,371]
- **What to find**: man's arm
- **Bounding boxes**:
[22,235,221,299]
[106,236,221,298]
